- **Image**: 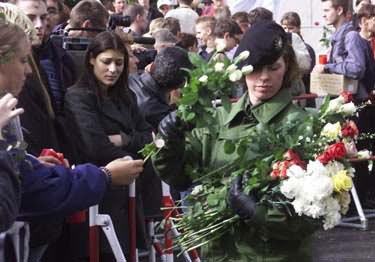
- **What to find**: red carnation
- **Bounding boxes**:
[283,149,306,168]
[327,142,347,159]
[340,91,353,103]
[283,149,300,161]
[341,121,359,138]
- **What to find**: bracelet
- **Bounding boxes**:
[100,167,112,186]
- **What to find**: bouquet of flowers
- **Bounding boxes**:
[163,47,373,253]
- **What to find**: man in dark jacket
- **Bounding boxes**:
[129,46,192,130]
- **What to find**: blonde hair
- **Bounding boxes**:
[0,3,39,45]
[0,22,26,64]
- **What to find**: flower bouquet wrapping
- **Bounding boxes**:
[161,46,373,253]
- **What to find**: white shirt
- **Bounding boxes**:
[165,5,199,34]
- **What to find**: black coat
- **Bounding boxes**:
[64,84,152,165]
[64,83,160,254]
[129,73,174,130]
[0,150,20,233]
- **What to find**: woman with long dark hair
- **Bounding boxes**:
[65,31,153,260]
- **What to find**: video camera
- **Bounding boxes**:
[108,14,132,30]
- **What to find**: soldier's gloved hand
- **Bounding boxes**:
[158,111,190,140]
[227,173,256,223]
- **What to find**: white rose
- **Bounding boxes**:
[216,41,226,52]
[326,97,343,114]
[357,149,371,159]
[234,50,250,64]
[226,64,238,73]
[241,65,254,75]
[198,75,208,84]
[321,122,341,140]
[228,70,243,82]
[191,185,203,196]
[214,62,225,72]
[339,102,356,116]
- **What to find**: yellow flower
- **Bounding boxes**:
[332,170,352,192]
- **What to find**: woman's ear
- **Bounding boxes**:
[89,56,95,66]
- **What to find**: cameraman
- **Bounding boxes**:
[64,0,108,38]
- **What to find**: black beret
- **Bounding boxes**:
[234,21,288,70]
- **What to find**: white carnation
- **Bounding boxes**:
[322,198,341,230]
[306,160,327,177]
[303,174,333,202]
[337,192,351,214]
[286,165,306,178]
[325,161,346,177]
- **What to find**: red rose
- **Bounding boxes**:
[341,121,359,138]
[327,142,347,159]
[317,151,333,164]
[340,91,353,103]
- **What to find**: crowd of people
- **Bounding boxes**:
[0,0,375,261]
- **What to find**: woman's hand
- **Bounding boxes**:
[38,155,63,167]
[0,93,24,130]
[227,173,256,223]
[105,158,144,185]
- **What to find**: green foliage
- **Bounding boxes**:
[176,52,236,129]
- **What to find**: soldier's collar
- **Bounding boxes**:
[224,88,292,125]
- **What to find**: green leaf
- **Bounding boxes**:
[180,92,198,106]
[319,95,331,116]
[224,140,236,154]
[185,112,196,121]
[207,193,219,207]
[189,52,205,66]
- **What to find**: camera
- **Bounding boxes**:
[108,15,132,30]
[62,36,92,51]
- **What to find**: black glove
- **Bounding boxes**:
[227,173,256,223]
[158,111,187,140]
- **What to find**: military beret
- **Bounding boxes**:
[234,21,288,70]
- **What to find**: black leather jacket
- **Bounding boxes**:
[129,73,175,130]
